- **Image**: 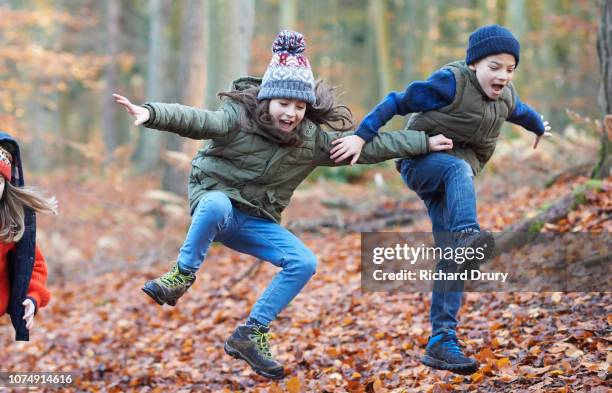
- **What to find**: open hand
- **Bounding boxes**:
[22,298,35,331]
[330,135,366,164]
[428,134,453,151]
[533,115,552,149]
[113,93,150,126]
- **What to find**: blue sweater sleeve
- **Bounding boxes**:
[355,69,456,142]
[507,93,545,135]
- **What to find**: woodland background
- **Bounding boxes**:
[0,0,610,392]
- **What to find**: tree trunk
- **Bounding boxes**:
[494,0,507,25]
[179,0,207,107]
[206,0,255,108]
[506,0,527,43]
[162,0,208,195]
[593,0,612,179]
[134,0,165,172]
[228,0,255,80]
[423,3,439,73]
[401,1,427,82]
[475,0,497,25]
[369,0,392,97]
[279,0,298,30]
[25,1,63,171]
[102,0,120,160]
[527,0,553,128]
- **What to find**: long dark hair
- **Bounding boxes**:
[218,80,354,147]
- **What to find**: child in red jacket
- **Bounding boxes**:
[0,134,56,340]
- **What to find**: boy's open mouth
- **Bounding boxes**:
[491,83,505,93]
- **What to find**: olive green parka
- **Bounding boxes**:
[143,77,430,222]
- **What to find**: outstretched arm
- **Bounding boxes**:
[329,135,366,164]
[113,94,237,140]
[507,95,552,149]
[113,94,151,125]
[314,129,452,167]
[533,115,552,149]
[331,69,456,164]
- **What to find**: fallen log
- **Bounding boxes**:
[545,162,593,188]
[286,208,422,233]
[494,193,576,255]
[495,180,603,254]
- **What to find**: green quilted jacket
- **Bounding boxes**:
[143,77,430,222]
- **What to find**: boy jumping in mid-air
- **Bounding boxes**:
[330,24,552,375]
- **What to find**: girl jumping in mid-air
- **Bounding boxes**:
[114,30,452,379]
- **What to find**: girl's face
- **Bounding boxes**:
[269,98,307,133]
[469,53,516,100]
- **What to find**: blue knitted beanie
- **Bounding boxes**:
[466,25,520,66]
[257,30,316,105]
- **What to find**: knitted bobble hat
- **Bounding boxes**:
[0,145,12,182]
[257,30,316,105]
[466,24,520,66]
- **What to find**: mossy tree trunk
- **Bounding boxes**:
[593,0,612,179]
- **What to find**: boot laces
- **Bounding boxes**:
[440,333,464,356]
[250,327,273,359]
[160,265,190,288]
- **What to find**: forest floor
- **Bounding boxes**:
[0,131,610,392]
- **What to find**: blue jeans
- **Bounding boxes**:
[399,153,479,335]
[176,191,317,326]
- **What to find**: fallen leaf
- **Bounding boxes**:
[286,375,301,393]
[471,372,484,383]
[476,347,496,362]
[372,378,387,393]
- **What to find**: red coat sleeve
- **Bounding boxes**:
[26,245,51,310]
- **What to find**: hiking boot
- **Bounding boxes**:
[224,324,285,380]
[142,263,196,306]
[454,230,495,272]
[421,330,479,375]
